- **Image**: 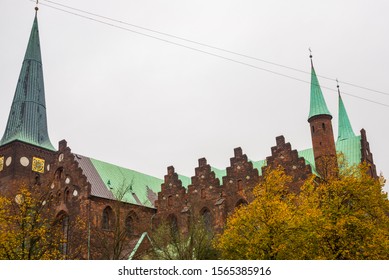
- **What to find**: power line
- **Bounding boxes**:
[41,0,389,97]
[33,0,389,108]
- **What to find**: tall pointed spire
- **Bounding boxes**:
[307,52,338,179]
[337,82,355,142]
[308,54,332,121]
[0,11,55,150]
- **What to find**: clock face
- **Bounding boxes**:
[32,157,45,173]
[0,156,4,172]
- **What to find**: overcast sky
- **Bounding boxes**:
[1,0,388,192]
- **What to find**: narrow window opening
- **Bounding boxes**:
[237,179,243,191]
[102,206,114,230]
[168,195,173,207]
[201,188,206,199]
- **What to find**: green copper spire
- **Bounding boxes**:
[337,84,355,142]
[0,13,55,151]
[308,57,332,120]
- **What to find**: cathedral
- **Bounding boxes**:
[0,10,377,259]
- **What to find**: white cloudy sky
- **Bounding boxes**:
[1,0,388,191]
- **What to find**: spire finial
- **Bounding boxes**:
[35,0,39,13]
[309,48,313,67]
[336,78,340,91]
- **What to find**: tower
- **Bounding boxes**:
[0,10,56,192]
[307,56,337,179]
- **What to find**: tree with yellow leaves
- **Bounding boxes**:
[0,183,83,260]
[296,163,389,259]
[215,163,389,259]
[215,166,298,259]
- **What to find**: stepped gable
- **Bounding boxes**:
[222,147,260,208]
[48,140,91,215]
[156,166,187,212]
[263,136,312,192]
[360,129,377,178]
[154,166,189,233]
[188,158,221,198]
[187,158,225,232]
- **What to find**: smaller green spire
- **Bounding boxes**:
[337,84,355,142]
[308,57,332,120]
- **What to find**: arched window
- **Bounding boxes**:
[64,188,70,203]
[56,211,69,256]
[48,193,54,207]
[125,216,134,236]
[168,195,173,207]
[201,188,206,199]
[57,190,61,204]
[235,199,248,208]
[237,179,243,191]
[125,211,138,236]
[167,214,178,236]
[200,207,212,232]
[322,123,326,130]
[55,167,63,181]
[102,206,114,230]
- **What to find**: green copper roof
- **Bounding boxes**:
[308,63,332,120]
[90,158,163,207]
[336,135,362,166]
[0,14,55,151]
[298,134,362,173]
[298,148,318,175]
[250,160,267,176]
[211,166,227,181]
[178,174,191,187]
[337,92,355,142]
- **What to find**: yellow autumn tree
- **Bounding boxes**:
[296,163,389,259]
[215,166,299,259]
[0,184,65,260]
[216,163,389,259]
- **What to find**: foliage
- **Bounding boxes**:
[297,163,389,259]
[215,163,389,259]
[149,216,218,260]
[215,166,298,259]
[0,185,63,259]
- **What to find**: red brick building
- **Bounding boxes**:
[0,11,377,259]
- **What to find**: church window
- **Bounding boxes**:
[125,211,138,236]
[55,167,63,181]
[237,179,243,191]
[312,126,315,133]
[168,195,173,207]
[56,211,69,256]
[322,123,326,130]
[167,214,178,237]
[125,216,134,236]
[235,199,248,208]
[201,188,206,199]
[200,207,212,232]
[102,206,114,230]
[64,188,70,203]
